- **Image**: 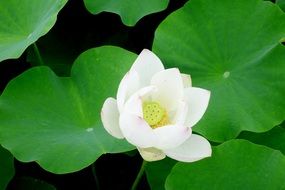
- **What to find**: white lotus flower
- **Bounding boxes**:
[101,49,211,162]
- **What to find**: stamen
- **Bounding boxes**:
[143,102,169,129]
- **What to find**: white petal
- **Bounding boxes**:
[131,49,164,87]
[153,125,191,150]
[117,70,140,112]
[181,73,192,87]
[172,101,189,125]
[184,87,211,127]
[151,68,184,111]
[137,147,166,161]
[123,85,156,117]
[119,112,156,148]
[164,134,212,162]
[101,98,124,139]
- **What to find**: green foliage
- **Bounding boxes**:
[0,46,135,174]
[1,0,285,188]
[166,140,285,190]
[0,146,14,190]
[145,158,176,190]
[84,0,169,26]
[277,0,285,11]
[0,0,67,62]
[153,0,285,142]
[239,126,285,154]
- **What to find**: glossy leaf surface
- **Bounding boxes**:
[84,0,169,26]
[0,0,67,61]
[166,140,285,190]
[0,46,136,174]
[153,0,285,142]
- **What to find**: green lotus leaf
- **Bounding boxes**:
[0,146,14,190]
[153,0,285,142]
[0,46,136,174]
[166,140,285,190]
[277,0,285,12]
[0,0,67,62]
[83,0,169,26]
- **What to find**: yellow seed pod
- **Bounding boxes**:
[143,102,169,128]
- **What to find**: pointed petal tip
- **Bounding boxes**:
[150,68,184,111]
[130,49,165,86]
[184,87,211,127]
[116,70,140,112]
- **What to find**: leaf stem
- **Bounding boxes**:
[92,163,100,190]
[32,43,44,66]
[131,160,147,190]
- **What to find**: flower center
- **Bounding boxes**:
[143,102,169,129]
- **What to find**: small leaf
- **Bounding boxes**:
[145,158,176,190]
[0,46,136,174]
[0,146,14,190]
[0,0,67,62]
[83,0,169,26]
[166,139,285,190]
[153,0,285,142]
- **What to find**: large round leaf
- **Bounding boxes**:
[153,0,285,142]
[166,140,285,190]
[0,146,14,190]
[84,0,169,26]
[0,46,136,174]
[0,0,67,62]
